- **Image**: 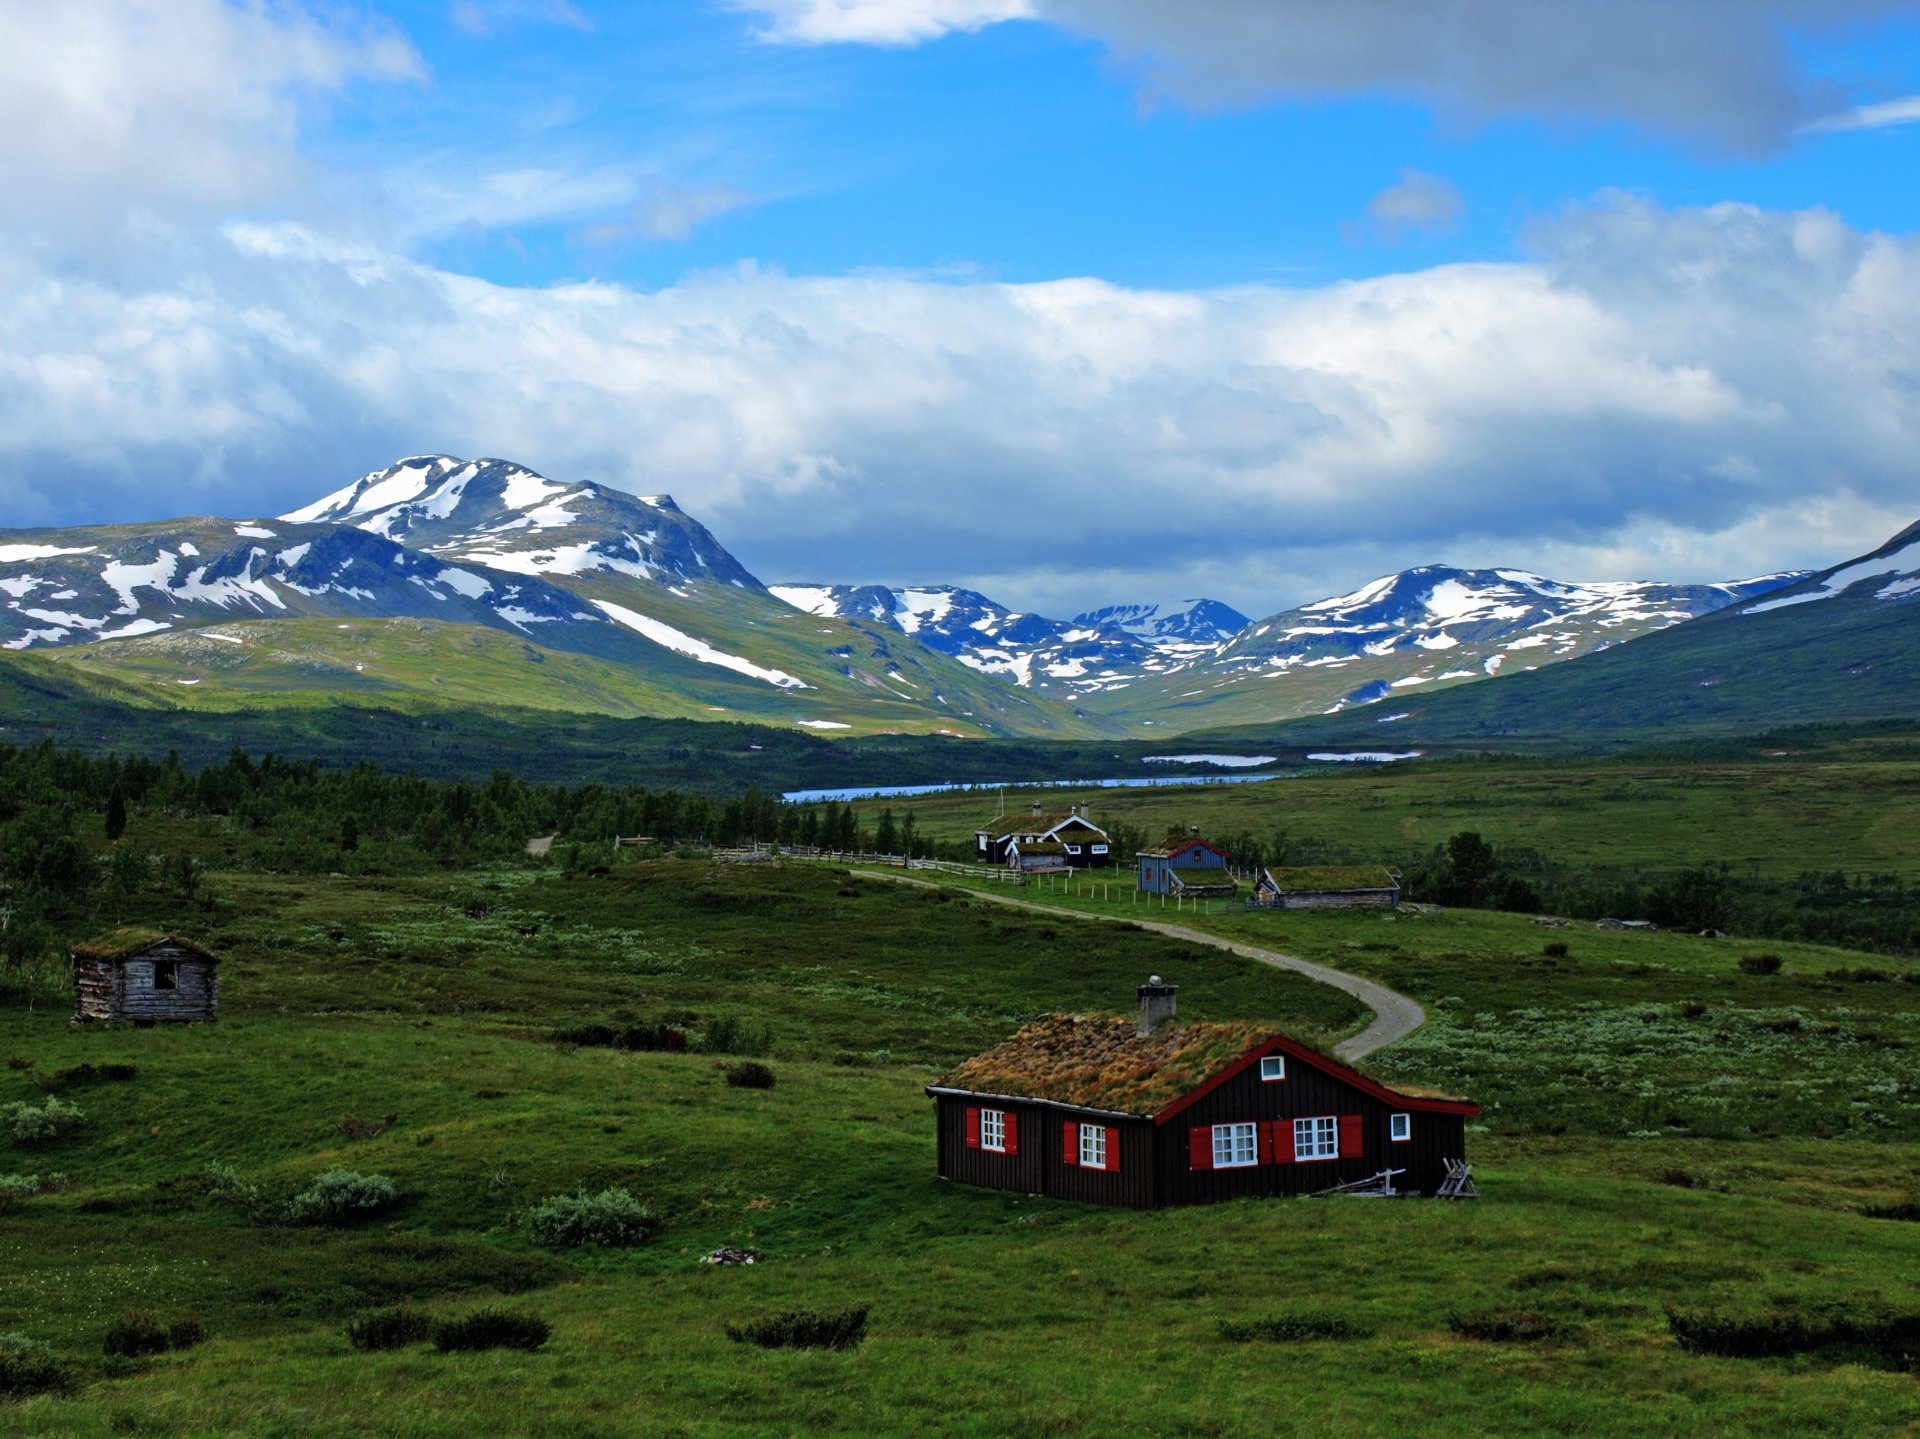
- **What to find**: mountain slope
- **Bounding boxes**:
[1195,523,1919,749]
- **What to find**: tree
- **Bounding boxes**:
[104,789,127,842]
[874,809,899,856]
[340,813,359,853]
[901,809,919,865]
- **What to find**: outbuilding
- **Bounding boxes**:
[1252,865,1401,910]
[72,931,220,1025]
[928,980,1475,1208]
[1137,831,1238,897]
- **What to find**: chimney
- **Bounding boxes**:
[1030,801,1044,819]
[1137,975,1178,1038]
[1188,825,1200,837]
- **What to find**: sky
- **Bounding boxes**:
[3,1,1920,617]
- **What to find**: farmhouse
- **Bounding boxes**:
[976,802,1111,870]
[1252,865,1401,910]
[1137,830,1239,898]
[928,980,1475,1208]
[72,931,220,1025]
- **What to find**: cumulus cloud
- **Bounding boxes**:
[0,0,420,244]
[727,0,1035,46]
[1,197,1915,612]
[1360,168,1465,240]
[729,0,1914,151]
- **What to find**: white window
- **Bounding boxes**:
[1212,1122,1258,1168]
[1389,1113,1411,1143]
[1079,1124,1107,1168]
[1259,1055,1286,1082]
[1294,1116,1338,1161]
[980,1109,1006,1152]
[1091,844,1108,855]
[1065,844,1082,855]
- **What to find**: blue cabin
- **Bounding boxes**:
[1136,832,1237,896]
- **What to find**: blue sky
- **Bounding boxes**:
[3,0,1920,614]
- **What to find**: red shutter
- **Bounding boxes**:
[1063,1121,1079,1166]
[1274,1119,1297,1164]
[1188,1126,1213,1171]
[966,1106,980,1149]
[1258,1122,1274,1164]
[1339,1114,1364,1159]
[1004,1112,1019,1155]
[1104,1129,1120,1172]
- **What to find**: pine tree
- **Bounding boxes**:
[104,789,127,842]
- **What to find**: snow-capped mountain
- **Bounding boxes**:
[769,583,1238,688]
[283,455,763,591]
[1734,519,1920,615]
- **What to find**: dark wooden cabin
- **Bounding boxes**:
[928,980,1474,1208]
[1252,865,1401,910]
[72,931,220,1025]
[976,802,1112,870]
[1137,831,1238,897]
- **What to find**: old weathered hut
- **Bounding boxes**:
[1252,865,1401,910]
[1137,831,1238,897]
[928,980,1475,1208]
[72,931,220,1025]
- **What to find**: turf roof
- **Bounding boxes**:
[71,929,219,963]
[1260,865,1399,891]
[935,1013,1278,1115]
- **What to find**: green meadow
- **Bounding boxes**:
[2,854,1918,1437]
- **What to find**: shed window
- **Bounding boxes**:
[1078,1124,1107,1168]
[1389,1113,1411,1143]
[1091,844,1108,854]
[1065,844,1082,855]
[1294,1116,1338,1161]
[1212,1122,1258,1168]
[151,960,178,991]
[1259,1055,1286,1082]
[981,1109,1006,1151]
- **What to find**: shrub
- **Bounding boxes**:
[1677,1000,1707,1019]
[344,1304,432,1352]
[1218,1311,1370,1342]
[698,1016,772,1057]
[550,1022,687,1053]
[1738,954,1783,975]
[3,1098,85,1146]
[202,1163,262,1211]
[1665,1306,1920,1364]
[527,1187,658,1248]
[431,1308,550,1353]
[283,1169,400,1226]
[0,1335,69,1398]
[166,1313,206,1351]
[52,1062,138,1088]
[1448,1310,1559,1342]
[1541,941,1570,959]
[0,1173,40,1210]
[1825,967,1892,983]
[725,1061,776,1090]
[725,1306,869,1351]
[1861,1200,1920,1222]
[102,1312,171,1359]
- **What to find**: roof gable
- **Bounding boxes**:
[1139,834,1229,861]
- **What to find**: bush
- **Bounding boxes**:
[1677,1000,1708,1019]
[725,1306,869,1351]
[725,1061,776,1090]
[3,1098,85,1146]
[1738,954,1783,975]
[1665,1306,1920,1365]
[283,1168,400,1226]
[1448,1310,1559,1342]
[550,1022,687,1053]
[1541,941,1570,959]
[202,1163,262,1212]
[167,1313,206,1351]
[527,1187,658,1248]
[0,1334,69,1398]
[1825,967,1892,983]
[698,1016,772,1057]
[0,1173,40,1210]
[431,1308,550,1353]
[52,1062,138,1088]
[1861,1200,1920,1222]
[102,1312,171,1359]
[1218,1311,1370,1342]
[344,1304,433,1352]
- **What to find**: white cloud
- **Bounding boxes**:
[1362,169,1465,239]
[1,197,1917,612]
[727,0,1035,46]
[449,1,590,35]
[579,183,755,244]
[0,0,420,243]
[1802,94,1920,132]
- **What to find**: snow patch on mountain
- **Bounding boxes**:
[1744,529,1920,613]
[591,600,812,689]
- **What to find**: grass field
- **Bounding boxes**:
[4,857,1919,1436]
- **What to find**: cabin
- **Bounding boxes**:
[1252,865,1401,910]
[976,802,1112,870]
[1137,830,1238,897]
[928,980,1475,1208]
[72,931,219,1025]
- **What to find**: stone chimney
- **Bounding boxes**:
[1137,975,1178,1037]
[1030,801,1044,819]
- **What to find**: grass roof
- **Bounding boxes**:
[1261,866,1399,892]
[1170,871,1239,892]
[935,1013,1278,1115]
[1140,833,1221,857]
[71,929,219,963]
[981,812,1104,840]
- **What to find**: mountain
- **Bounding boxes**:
[1069,565,1806,731]
[1196,523,1919,749]
[1071,599,1249,647]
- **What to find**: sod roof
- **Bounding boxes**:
[1260,865,1399,892]
[934,1013,1278,1115]
[1139,834,1225,858]
[980,812,1105,840]
[70,929,219,964]
[1170,870,1239,891]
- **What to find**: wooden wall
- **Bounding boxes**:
[73,945,218,1023]
[934,1098,1156,1209]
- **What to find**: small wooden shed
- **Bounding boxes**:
[72,931,220,1025]
[1252,866,1401,910]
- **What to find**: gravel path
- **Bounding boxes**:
[851,870,1425,1061]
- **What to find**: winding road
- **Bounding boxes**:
[851,870,1425,1061]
